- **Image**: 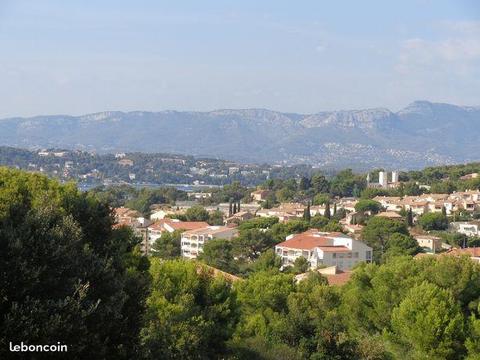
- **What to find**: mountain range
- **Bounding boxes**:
[1,101,479,170]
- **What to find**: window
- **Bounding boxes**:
[353,252,359,258]
[366,251,372,260]
[332,253,337,259]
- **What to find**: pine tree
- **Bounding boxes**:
[333,202,337,216]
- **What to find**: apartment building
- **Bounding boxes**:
[275,229,372,271]
[181,226,239,259]
[147,219,210,244]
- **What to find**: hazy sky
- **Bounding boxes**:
[0,0,479,117]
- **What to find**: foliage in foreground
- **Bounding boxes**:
[0,168,150,359]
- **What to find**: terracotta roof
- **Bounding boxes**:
[416,247,480,260]
[376,211,403,219]
[402,200,428,206]
[276,231,348,250]
[167,221,210,230]
[373,196,402,201]
[447,247,480,257]
[197,263,243,282]
[277,234,329,250]
[325,271,352,286]
[183,226,237,236]
[114,207,140,218]
[225,211,253,220]
[149,219,210,231]
[295,266,351,286]
[148,222,164,231]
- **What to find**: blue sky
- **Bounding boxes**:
[0,0,479,117]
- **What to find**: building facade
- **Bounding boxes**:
[181,226,239,259]
[275,230,373,271]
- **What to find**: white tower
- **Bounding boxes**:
[378,171,387,188]
[391,171,399,183]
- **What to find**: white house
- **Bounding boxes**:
[251,189,271,202]
[450,221,480,237]
[147,219,210,244]
[373,196,403,212]
[256,203,305,222]
[275,229,373,271]
[415,235,442,252]
[181,226,239,259]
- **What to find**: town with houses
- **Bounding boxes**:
[112,168,480,285]
[0,146,315,189]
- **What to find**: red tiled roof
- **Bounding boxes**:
[276,231,347,250]
[114,207,142,221]
[415,248,480,260]
[325,271,352,286]
[167,221,210,230]
[148,221,164,231]
[447,247,480,257]
[276,234,332,250]
[376,211,403,219]
[149,219,210,231]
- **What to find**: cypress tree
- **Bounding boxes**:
[407,208,413,227]
[237,200,241,212]
[304,202,311,222]
[333,202,337,216]
[233,202,237,214]
[324,202,331,219]
[352,184,360,198]
[228,200,233,217]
